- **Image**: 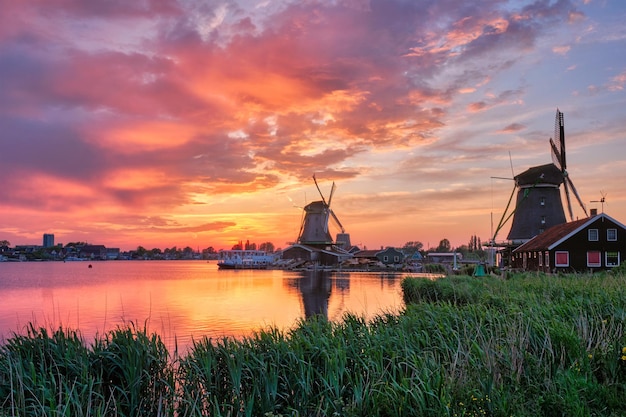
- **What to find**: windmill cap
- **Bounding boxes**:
[515,163,564,186]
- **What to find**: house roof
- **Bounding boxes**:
[353,249,380,258]
[513,213,625,252]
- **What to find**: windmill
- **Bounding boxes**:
[493,109,588,244]
[297,175,350,248]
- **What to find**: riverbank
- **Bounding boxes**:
[2,270,626,416]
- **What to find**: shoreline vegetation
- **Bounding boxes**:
[2,270,626,416]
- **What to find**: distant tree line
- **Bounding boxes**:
[401,234,486,259]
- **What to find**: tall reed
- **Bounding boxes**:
[2,271,626,416]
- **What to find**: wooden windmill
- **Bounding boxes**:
[297,175,350,248]
[494,109,588,243]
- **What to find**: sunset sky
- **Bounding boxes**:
[1,0,625,252]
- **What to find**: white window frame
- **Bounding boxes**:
[588,229,599,241]
[587,251,601,268]
[605,251,620,267]
[545,251,550,268]
[607,229,617,241]
[555,251,569,267]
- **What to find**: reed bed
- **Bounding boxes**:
[2,271,626,416]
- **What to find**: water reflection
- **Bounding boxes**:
[0,261,412,352]
[285,271,400,320]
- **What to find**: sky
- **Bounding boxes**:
[1,0,625,252]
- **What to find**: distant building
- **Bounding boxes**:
[43,233,55,248]
[425,252,463,265]
[79,245,107,260]
[106,248,121,260]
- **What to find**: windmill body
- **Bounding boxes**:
[506,163,567,242]
[298,200,333,245]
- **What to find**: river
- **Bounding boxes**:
[0,260,422,352]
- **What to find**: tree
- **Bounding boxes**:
[65,242,88,248]
[258,242,275,253]
[135,246,149,259]
[0,239,10,248]
[468,235,483,252]
[435,238,451,253]
[401,241,423,255]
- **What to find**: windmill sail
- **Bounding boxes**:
[550,109,588,220]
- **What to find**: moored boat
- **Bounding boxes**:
[217,249,276,269]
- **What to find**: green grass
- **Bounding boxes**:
[2,271,626,416]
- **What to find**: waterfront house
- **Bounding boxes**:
[375,247,405,266]
[511,212,626,273]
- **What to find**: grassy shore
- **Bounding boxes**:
[2,270,626,416]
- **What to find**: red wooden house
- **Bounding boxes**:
[512,212,626,273]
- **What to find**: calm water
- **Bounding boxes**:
[0,260,419,351]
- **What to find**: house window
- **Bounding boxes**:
[539,253,543,266]
[394,256,399,262]
[588,229,599,241]
[541,216,546,225]
[545,251,549,267]
[523,252,527,269]
[607,229,617,241]
[606,252,620,267]
[587,251,601,267]
[539,228,545,234]
[540,197,545,206]
[383,256,389,262]
[555,251,569,267]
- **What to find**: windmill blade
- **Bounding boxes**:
[312,174,328,206]
[329,209,345,233]
[563,179,574,221]
[555,109,566,169]
[297,209,306,243]
[492,183,517,242]
[323,209,330,233]
[549,138,563,170]
[327,182,337,207]
[566,176,588,217]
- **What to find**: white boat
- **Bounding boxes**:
[63,256,87,261]
[217,249,276,269]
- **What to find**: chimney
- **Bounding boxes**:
[590,208,598,217]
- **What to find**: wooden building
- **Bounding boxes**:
[281,244,352,266]
[512,212,626,273]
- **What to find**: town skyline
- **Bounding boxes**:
[1,0,625,252]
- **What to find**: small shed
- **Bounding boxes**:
[512,212,626,273]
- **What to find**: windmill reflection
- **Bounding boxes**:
[286,271,350,320]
